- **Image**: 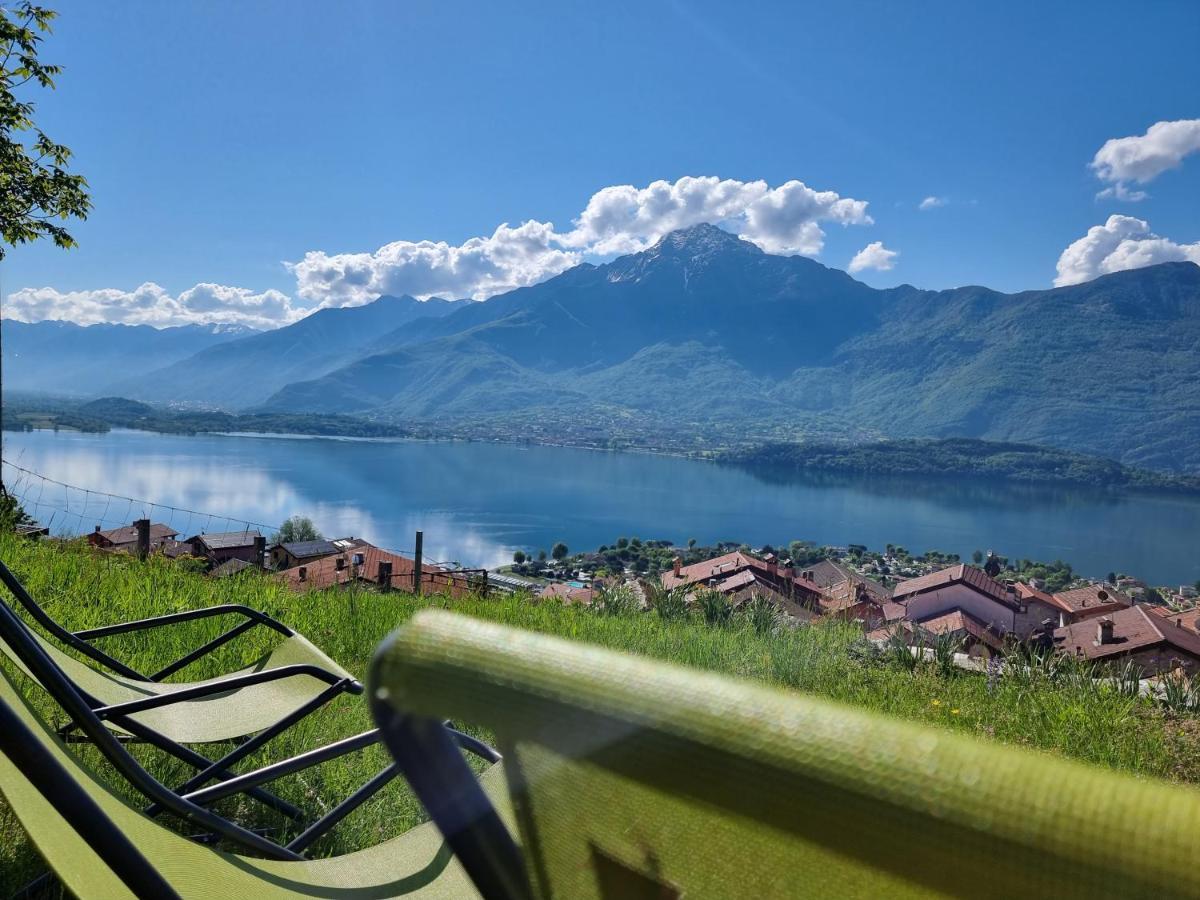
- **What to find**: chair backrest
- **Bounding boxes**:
[0,577,298,860]
[0,558,146,679]
[372,610,1200,900]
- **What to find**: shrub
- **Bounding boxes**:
[695,587,733,628]
[740,593,781,636]
[593,583,639,617]
[646,582,688,622]
[932,631,964,678]
[885,627,920,672]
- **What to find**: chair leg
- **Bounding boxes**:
[114,717,307,823]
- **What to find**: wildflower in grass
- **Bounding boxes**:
[930,698,941,707]
[951,708,961,715]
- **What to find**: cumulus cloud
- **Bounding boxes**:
[847,241,898,274]
[1053,215,1200,287]
[1091,119,1200,201]
[292,176,874,305]
[288,220,580,307]
[918,196,946,211]
[4,282,302,329]
[13,175,877,326]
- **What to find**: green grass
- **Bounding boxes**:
[2,532,1198,892]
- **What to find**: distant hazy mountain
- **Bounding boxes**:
[262,225,1200,471]
[0,320,255,396]
[112,295,467,407]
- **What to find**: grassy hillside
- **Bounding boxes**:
[2,534,1198,891]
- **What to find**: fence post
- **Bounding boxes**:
[413,530,423,597]
[135,518,150,561]
[253,535,266,569]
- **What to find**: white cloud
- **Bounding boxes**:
[1095,183,1148,203]
[1053,215,1200,287]
[288,220,581,307]
[292,176,874,305]
[847,241,898,274]
[918,196,946,211]
[1091,119,1200,201]
[4,282,303,329]
[13,175,877,326]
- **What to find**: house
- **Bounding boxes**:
[269,537,366,571]
[802,559,891,604]
[891,564,1060,640]
[88,522,178,554]
[869,608,1006,659]
[1020,582,1131,627]
[661,551,827,621]
[1053,605,1200,676]
[540,582,594,605]
[185,531,264,568]
[277,542,477,597]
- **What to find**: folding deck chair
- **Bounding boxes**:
[0,662,512,899]
[0,591,502,893]
[370,610,1200,900]
[0,557,383,825]
[0,558,361,744]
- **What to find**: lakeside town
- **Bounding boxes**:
[59,515,1200,682]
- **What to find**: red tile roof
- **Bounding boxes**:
[1054,605,1200,662]
[661,552,758,590]
[540,582,594,605]
[892,564,1018,609]
[1051,584,1131,616]
[914,609,1006,652]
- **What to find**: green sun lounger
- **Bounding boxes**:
[371,610,1200,899]
[0,558,359,744]
[0,662,514,899]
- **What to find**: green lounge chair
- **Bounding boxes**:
[0,556,382,824]
[0,662,513,899]
[370,610,1200,899]
[0,558,360,744]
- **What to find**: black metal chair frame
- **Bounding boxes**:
[368,643,531,900]
[0,559,500,865]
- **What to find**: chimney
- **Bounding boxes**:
[336,556,346,571]
[377,560,392,588]
[94,525,101,534]
[298,566,307,582]
[672,557,682,577]
[1097,617,1115,645]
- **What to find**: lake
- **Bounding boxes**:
[3,428,1199,584]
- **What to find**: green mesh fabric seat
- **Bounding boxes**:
[0,558,358,744]
[373,610,1200,899]
[0,663,513,898]
[1,626,353,742]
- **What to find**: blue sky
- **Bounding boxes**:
[4,0,1199,328]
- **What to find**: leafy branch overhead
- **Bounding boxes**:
[0,2,90,260]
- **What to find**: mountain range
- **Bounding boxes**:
[0,320,255,396]
[4,224,1199,471]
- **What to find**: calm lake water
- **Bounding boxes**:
[4,428,1199,584]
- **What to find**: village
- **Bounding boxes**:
[77,517,1200,682]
